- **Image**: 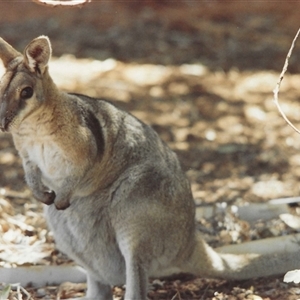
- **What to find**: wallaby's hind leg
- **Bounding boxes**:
[118,241,148,300]
[123,257,148,300]
[84,273,113,300]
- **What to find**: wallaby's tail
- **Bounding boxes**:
[182,232,300,280]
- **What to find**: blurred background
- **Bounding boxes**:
[1,1,300,299]
[1,1,300,71]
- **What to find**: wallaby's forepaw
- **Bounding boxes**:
[33,190,56,205]
[54,197,71,210]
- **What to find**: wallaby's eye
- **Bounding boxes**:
[20,87,33,100]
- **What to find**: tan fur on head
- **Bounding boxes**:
[0,36,55,132]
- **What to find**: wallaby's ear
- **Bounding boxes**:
[0,37,21,68]
[24,36,52,74]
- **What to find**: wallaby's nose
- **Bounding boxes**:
[0,118,7,132]
[0,117,8,132]
[0,101,8,131]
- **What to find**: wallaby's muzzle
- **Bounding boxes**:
[0,85,24,132]
[0,38,21,132]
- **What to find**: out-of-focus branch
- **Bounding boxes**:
[32,0,91,7]
[273,28,300,134]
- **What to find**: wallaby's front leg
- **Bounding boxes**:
[24,159,73,210]
[24,160,56,205]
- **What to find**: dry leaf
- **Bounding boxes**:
[284,269,300,284]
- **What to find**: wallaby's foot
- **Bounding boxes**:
[68,298,91,300]
[67,298,101,300]
[85,274,113,300]
[68,298,102,300]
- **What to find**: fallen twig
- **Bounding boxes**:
[216,233,300,255]
[195,196,300,223]
[11,283,32,300]
[0,265,86,287]
[273,28,300,134]
[32,0,91,7]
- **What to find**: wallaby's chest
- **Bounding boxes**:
[16,136,72,179]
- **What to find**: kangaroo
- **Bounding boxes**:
[0,36,299,300]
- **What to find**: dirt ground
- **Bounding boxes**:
[2,1,300,299]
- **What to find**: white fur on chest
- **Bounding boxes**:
[24,138,72,186]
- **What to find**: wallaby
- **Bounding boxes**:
[0,36,299,300]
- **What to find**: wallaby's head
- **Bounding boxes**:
[0,36,52,132]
